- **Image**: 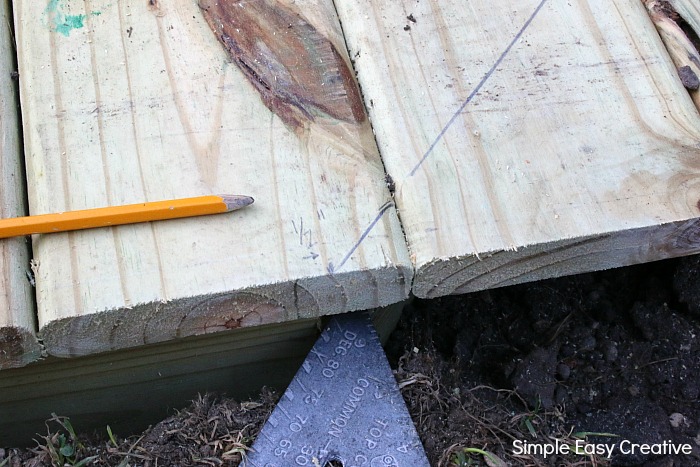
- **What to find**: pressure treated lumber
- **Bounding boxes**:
[644,0,700,109]
[666,0,700,110]
[668,0,700,44]
[0,0,41,369]
[13,0,411,357]
[0,318,319,446]
[335,0,700,297]
[0,306,403,446]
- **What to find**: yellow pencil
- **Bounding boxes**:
[0,194,254,239]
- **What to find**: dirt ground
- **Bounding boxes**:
[389,255,700,467]
[2,255,700,466]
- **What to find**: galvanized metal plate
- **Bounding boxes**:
[244,311,429,467]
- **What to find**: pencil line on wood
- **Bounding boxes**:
[328,201,394,274]
[328,0,549,273]
[406,0,549,177]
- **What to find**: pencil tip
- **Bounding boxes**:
[221,194,255,211]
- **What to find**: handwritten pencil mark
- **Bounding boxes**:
[327,201,395,274]
[329,0,548,274]
[407,0,548,177]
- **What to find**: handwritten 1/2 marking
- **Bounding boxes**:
[291,218,320,260]
[199,0,365,131]
[328,0,548,274]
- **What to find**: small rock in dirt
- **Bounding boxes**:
[581,335,596,351]
[576,402,592,414]
[594,358,608,371]
[510,347,557,409]
[454,326,477,362]
[674,255,700,317]
[560,344,574,358]
[602,341,618,362]
[669,412,686,428]
[556,363,571,380]
[631,302,656,340]
[682,380,700,400]
[554,386,568,405]
[679,65,700,90]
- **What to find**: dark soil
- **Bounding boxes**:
[389,255,700,466]
[2,256,700,466]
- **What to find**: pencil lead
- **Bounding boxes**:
[221,195,254,211]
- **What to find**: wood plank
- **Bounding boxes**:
[0,0,41,369]
[335,0,700,297]
[644,0,700,110]
[13,0,411,357]
[668,0,700,45]
[667,0,700,111]
[0,317,319,446]
[0,305,404,446]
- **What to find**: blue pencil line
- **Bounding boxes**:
[408,0,548,177]
[329,0,548,274]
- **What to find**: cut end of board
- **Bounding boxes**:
[0,327,43,370]
[38,291,289,358]
[412,219,700,298]
[38,266,412,358]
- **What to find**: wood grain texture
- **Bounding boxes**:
[668,0,700,42]
[0,317,320,446]
[666,0,700,110]
[0,305,404,446]
[644,0,700,108]
[199,0,365,130]
[0,0,41,369]
[334,0,700,297]
[14,0,411,357]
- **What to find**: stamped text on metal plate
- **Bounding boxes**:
[244,312,429,466]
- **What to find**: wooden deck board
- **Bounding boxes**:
[335,0,700,297]
[13,0,411,357]
[7,0,700,363]
[0,318,319,446]
[0,305,404,446]
[0,0,41,369]
[3,0,700,440]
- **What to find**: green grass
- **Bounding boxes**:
[34,414,98,467]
